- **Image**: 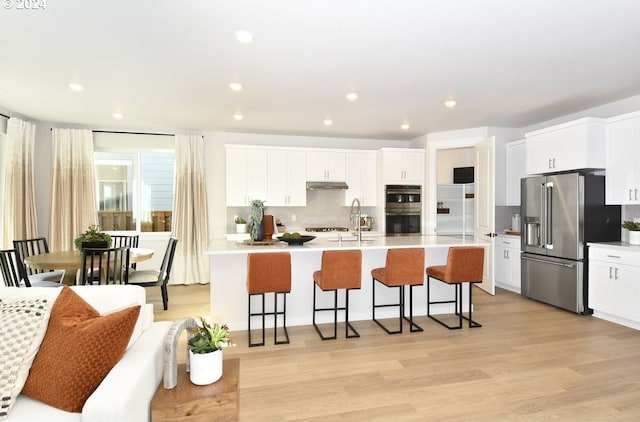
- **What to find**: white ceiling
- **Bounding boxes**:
[1,0,639,140]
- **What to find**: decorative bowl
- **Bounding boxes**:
[277,235,316,246]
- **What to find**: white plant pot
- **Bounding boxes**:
[188,349,223,385]
[236,223,247,234]
[629,231,640,246]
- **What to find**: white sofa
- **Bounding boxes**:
[2,285,172,422]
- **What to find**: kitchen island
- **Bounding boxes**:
[206,235,489,331]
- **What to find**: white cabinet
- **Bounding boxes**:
[267,150,306,206]
[436,184,474,236]
[494,235,521,293]
[379,148,425,183]
[525,117,605,175]
[344,151,377,206]
[605,111,640,205]
[588,245,640,329]
[225,147,268,206]
[505,140,525,206]
[306,151,346,182]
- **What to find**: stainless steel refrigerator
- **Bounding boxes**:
[520,172,620,313]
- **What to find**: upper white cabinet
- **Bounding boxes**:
[306,151,346,181]
[379,148,425,183]
[267,150,306,207]
[525,117,605,175]
[505,140,525,206]
[225,147,268,206]
[605,111,640,205]
[344,151,377,206]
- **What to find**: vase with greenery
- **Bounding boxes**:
[234,216,247,234]
[74,225,112,251]
[622,220,640,245]
[187,317,232,385]
[248,199,266,241]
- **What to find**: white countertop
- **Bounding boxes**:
[587,241,640,251]
[207,235,489,255]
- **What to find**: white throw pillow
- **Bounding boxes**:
[0,296,55,420]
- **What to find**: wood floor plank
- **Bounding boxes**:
[148,284,640,421]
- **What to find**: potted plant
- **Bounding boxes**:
[248,199,266,241]
[234,216,247,233]
[74,225,112,251]
[187,317,232,385]
[622,220,640,245]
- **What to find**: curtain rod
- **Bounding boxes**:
[0,113,9,119]
[92,129,174,137]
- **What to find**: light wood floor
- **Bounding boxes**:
[148,284,640,421]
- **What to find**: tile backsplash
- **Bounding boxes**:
[227,190,375,233]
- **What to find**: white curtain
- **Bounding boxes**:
[1,118,38,248]
[172,134,209,285]
[49,128,97,252]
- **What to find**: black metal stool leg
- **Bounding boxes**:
[274,292,290,344]
[248,293,266,347]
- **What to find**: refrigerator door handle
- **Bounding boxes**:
[540,183,546,247]
[521,255,575,268]
[545,182,553,250]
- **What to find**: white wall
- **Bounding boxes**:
[436,147,474,184]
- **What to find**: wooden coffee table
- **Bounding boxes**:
[151,358,239,421]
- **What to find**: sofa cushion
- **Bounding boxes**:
[21,287,140,413]
[0,296,54,421]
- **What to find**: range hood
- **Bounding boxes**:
[306,181,349,190]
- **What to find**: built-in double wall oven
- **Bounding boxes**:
[385,184,422,235]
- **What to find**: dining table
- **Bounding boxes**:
[24,247,155,286]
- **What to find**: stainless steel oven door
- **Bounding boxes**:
[385,213,421,235]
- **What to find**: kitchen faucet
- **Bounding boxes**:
[350,197,361,245]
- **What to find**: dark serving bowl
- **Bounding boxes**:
[277,235,316,245]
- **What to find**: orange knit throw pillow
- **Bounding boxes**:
[21,286,140,413]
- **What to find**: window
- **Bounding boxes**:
[95,151,175,232]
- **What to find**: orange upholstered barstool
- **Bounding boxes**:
[247,252,292,347]
[371,248,425,334]
[313,250,362,340]
[426,246,485,330]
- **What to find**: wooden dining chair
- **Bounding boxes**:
[79,247,130,285]
[13,237,66,284]
[0,249,61,287]
[127,238,178,310]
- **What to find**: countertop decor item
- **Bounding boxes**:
[187,317,232,385]
[622,220,640,245]
[248,199,266,241]
[277,234,316,246]
[74,225,112,251]
[234,216,247,233]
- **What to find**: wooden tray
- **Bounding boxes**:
[242,239,277,245]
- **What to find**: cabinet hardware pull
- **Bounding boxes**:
[548,158,552,169]
[636,188,638,201]
[614,267,618,280]
[609,266,613,279]
[521,256,575,268]
[606,255,621,259]
[630,189,633,201]
[552,158,556,168]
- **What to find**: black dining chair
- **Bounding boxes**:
[12,237,65,284]
[110,234,140,269]
[127,238,178,310]
[0,249,61,287]
[79,247,130,285]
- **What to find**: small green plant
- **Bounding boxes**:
[621,220,640,231]
[74,225,112,250]
[248,199,266,240]
[234,216,246,224]
[188,317,232,354]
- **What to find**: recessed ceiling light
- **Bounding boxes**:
[323,119,333,126]
[229,82,242,92]
[69,83,83,92]
[112,112,123,119]
[233,114,243,121]
[235,30,254,44]
[444,99,457,108]
[346,92,358,102]
[401,123,410,130]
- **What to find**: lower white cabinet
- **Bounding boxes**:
[494,235,521,293]
[588,245,640,329]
